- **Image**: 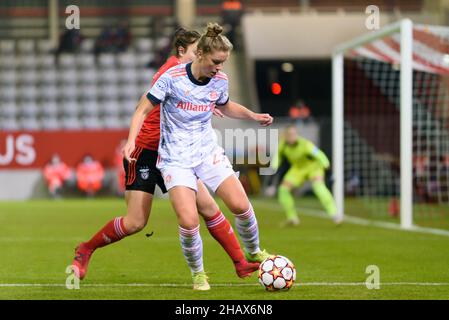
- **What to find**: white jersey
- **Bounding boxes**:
[147,62,229,168]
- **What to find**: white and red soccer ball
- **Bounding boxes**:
[258,255,296,291]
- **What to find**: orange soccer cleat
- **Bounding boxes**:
[235,260,260,278]
[71,243,94,280]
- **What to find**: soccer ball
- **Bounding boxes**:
[258,255,296,291]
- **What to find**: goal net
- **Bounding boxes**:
[333,20,449,230]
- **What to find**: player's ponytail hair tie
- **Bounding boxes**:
[205,24,223,37]
[197,22,233,54]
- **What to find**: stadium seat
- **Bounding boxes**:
[0,40,15,55]
[79,84,98,100]
[0,85,17,101]
[136,53,155,68]
[0,102,18,117]
[78,68,98,84]
[98,54,116,68]
[20,116,41,130]
[0,55,16,70]
[18,55,36,70]
[98,83,120,100]
[155,37,170,50]
[18,70,38,84]
[58,54,77,69]
[117,52,137,68]
[1,116,20,131]
[61,115,82,129]
[119,83,142,101]
[118,68,138,85]
[0,70,17,85]
[139,80,151,92]
[59,84,79,100]
[77,54,95,69]
[17,40,35,54]
[81,115,103,129]
[138,68,155,84]
[98,69,119,84]
[102,114,124,129]
[19,100,40,117]
[37,54,56,69]
[80,38,95,53]
[61,100,80,117]
[39,85,59,101]
[59,69,78,84]
[99,98,121,116]
[19,84,38,101]
[81,100,100,116]
[120,99,138,117]
[135,38,154,53]
[40,115,61,130]
[36,39,54,53]
[120,114,132,127]
[40,100,59,117]
[40,69,58,84]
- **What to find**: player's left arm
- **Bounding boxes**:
[218,100,273,126]
[307,142,330,169]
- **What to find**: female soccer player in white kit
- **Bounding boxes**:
[123,23,273,290]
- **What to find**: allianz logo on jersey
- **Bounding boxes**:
[176,101,215,112]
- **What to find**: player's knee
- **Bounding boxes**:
[124,216,147,234]
[197,200,219,219]
[228,200,251,216]
[179,220,200,231]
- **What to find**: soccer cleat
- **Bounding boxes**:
[281,217,300,227]
[71,243,93,280]
[333,214,344,225]
[192,271,210,291]
[235,260,260,278]
[244,249,273,263]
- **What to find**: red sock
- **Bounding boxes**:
[84,217,128,251]
[205,211,245,264]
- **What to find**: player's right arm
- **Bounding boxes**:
[271,139,286,171]
[122,94,155,162]
[122,71,172,162]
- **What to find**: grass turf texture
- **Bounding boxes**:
[0,197,448,300]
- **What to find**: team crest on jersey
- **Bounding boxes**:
[209,91,218,100]
[139,168,150,180]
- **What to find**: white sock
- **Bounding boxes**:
[179,225,204,274]
[234,203,261,254]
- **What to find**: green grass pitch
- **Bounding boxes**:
[0,197,448,300]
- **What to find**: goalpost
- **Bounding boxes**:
[333,19,449,230]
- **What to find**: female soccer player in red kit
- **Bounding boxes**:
[71,28,259,285]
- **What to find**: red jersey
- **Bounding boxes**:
[135,55,180,151]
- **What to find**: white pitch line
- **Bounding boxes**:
[251,199,449,238]
[1,282,449,288]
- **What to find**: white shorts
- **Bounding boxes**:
[158,147,235,193]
